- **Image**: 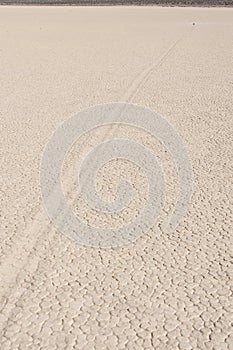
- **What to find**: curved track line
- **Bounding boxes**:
[0,25,195,332]
[121,27,194,103]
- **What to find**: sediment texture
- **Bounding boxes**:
[0,6,232,350]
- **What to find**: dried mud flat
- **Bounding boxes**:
[0,6,233,350]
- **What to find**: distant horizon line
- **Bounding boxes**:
[1,0,232,7]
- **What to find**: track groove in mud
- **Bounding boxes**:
[0,26,191,313]
[0,7,232,349]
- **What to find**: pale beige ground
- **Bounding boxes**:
[0,5,233,350]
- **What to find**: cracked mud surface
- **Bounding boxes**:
[0,6,233,350]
